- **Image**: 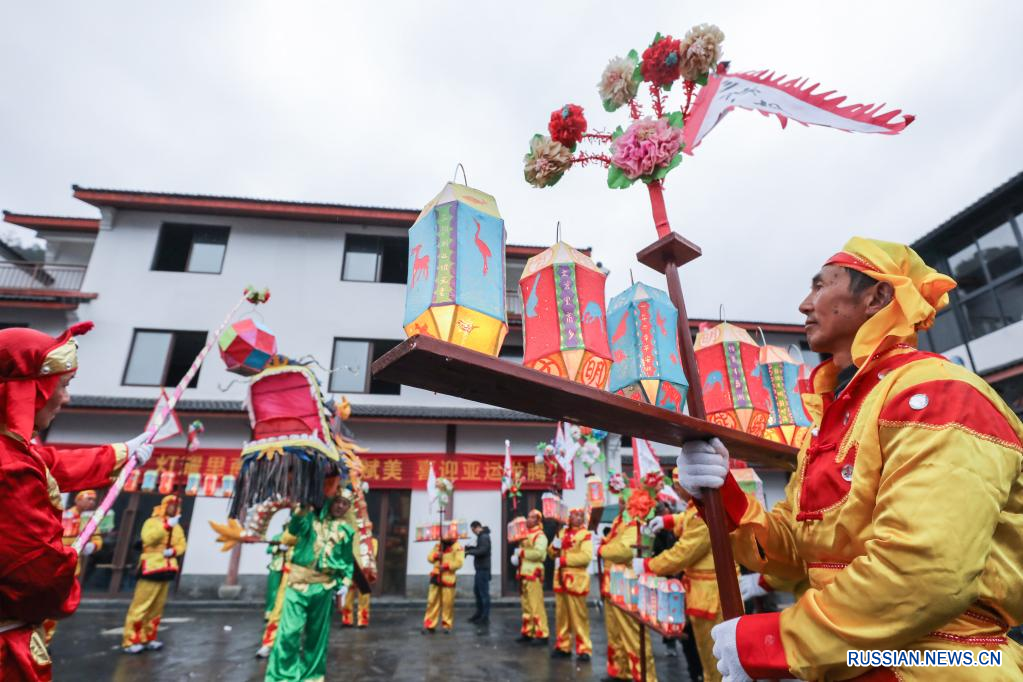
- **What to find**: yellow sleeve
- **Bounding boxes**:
[564,533,592,569]
[523,533,547,562]
[670,512,686,538]
[547,531,562,560]
[172,525,187,556]
[449,545,465,571]
[729,466,808,582]
[778,409,1022,680]
[280,530,298,547]
[599,521,637,565]
[90,530,103,552]
[648,514,711,576]
[428,544,439,564]
[140,518,166,549]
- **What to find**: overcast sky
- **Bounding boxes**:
[2,2,1021,322]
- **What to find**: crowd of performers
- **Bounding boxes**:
[1,236,1022,681]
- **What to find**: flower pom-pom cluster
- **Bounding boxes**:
[598,55,640,112]
[640,34,683,88]
[523,134,573,188]
[679,24,724,82]
[610,117,684,180]
[548,104,587,148]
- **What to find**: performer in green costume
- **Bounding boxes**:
[265,489,355,682]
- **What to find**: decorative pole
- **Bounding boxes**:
[73,286,270,552]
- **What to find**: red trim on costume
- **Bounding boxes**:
[735,612,791,679]
[807,561,849,570]
[685,607,718,620]
[757,574,773,592]
[879,380,1022,451]
[712,472,750,531]
[660,513,675,533]
[824,251,876,273]
[643,558,652,572]
[927,631,1007,646]
[848,669,900,681]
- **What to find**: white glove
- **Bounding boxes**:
[167,516,180,527]
[740,573,769,601]
[645,516,666,535]
[338,584,349,602]
[83,542,96,556]
[631,557,646,574]
[510,552,520,567]
[711,617,753,682]
[163,548,175,558]
[676,438,729,499]
[551,537,562,551]
[125,433,154,465]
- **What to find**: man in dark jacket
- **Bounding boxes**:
[465,521,491,625]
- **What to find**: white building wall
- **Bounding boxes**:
[942,318,1023,374]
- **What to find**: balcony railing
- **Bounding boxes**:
[506,290,523,317]
[0,262,87,291]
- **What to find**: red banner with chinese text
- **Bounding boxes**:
[359,453,562,490]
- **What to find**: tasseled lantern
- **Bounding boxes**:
[693,322,771,436]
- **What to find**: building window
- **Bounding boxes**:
[123,329,208,387]
[995,275,1023,327]
[978,222,1023,281]
[152,223,230,274]
[927,310,963,353]
[341,234,408,284]
[328,338,401,394]
[948,241,986,294]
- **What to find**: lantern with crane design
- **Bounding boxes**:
[758,344,812,446]
[693,322,771,436]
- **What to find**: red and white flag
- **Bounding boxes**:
[145,389,183,444]
[684,68,914,154]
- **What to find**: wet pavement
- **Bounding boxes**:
[50,602,697,681]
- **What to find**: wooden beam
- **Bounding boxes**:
[372,336,797,471]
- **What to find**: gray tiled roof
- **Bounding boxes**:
[67,394,548,422]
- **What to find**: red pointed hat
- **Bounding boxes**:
[0,321,93,442]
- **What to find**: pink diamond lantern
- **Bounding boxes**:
[218,318,277,375]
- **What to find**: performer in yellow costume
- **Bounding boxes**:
[340,522,377,628]
[511,509,549,644]
[122,495,187,654]
[601,510,656,680]
[422,537,464,633]
[548,507,592,661]
[676,237,1023,681]
[642,497,729,682]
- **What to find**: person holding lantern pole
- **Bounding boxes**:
[640,487,736,682]
[121,494,187,653]
[340,521,377,628]
[548,507,593,662]
[265,488,355,682]
[511,508,549,644]
[422,535,464,633]
[601,506,657,681]
[0,323,152,679]
[677,238,1023,681]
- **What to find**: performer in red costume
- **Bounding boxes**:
[0,323,152,681]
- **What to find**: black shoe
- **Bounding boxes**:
[530,637,549,646]
[551,649,572,659]
[468,615,480,623]
[477,619,489,627]
[516,634,532,643]
[421,628,435,635]
[442,628,451,635]
[577,653,591,662]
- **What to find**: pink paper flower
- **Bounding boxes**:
[610,118,684,180]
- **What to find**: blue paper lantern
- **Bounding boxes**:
[607,283,689,413]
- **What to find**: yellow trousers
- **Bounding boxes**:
[604,597,629,679]
[341,587,371,626]
[519,580,548,638]
[423,584,455,630]
[692,614,723,682]
[261,570,290,647]
[606,603,656,681]
[553,592,591,655]
[122,579,170,646]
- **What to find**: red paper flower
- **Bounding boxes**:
[642,470,664,492]
[641,35,682,88]
[626,487,655,520]
[548,104,587,148]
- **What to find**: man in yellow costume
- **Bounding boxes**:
[641,486,727,682]
[340,521,376,628]
[675,237,1023,681]
[510,509,548,644]
[422,536,464,633]
[601,506,656,680]
[122,494,187,654]
[548,507,593,662]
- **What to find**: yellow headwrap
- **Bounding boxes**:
[75,489,97,504]
[825,237,957,367]
[152,494,180,518]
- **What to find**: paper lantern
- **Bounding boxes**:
[442,519,469,541]
[586,475,606,508]
[520,242,612,387]
[403,182,508,356]
[507,516,528,543]
[694,322,771,436]
[607,282,689,413]
[758,345,812,446]
[732,467,767,509]
[220,475,235,497]
[657,579,686,635]
[218,318,278,376]
[541,492,567,523]
[185,473,201,496]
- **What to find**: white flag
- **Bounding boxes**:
[145,389,183,444]
[555,423,577,488]
[634,438,661,478]
[426,461,438,511]
[501,440,512,494]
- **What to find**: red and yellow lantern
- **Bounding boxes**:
[694,322,771,436]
